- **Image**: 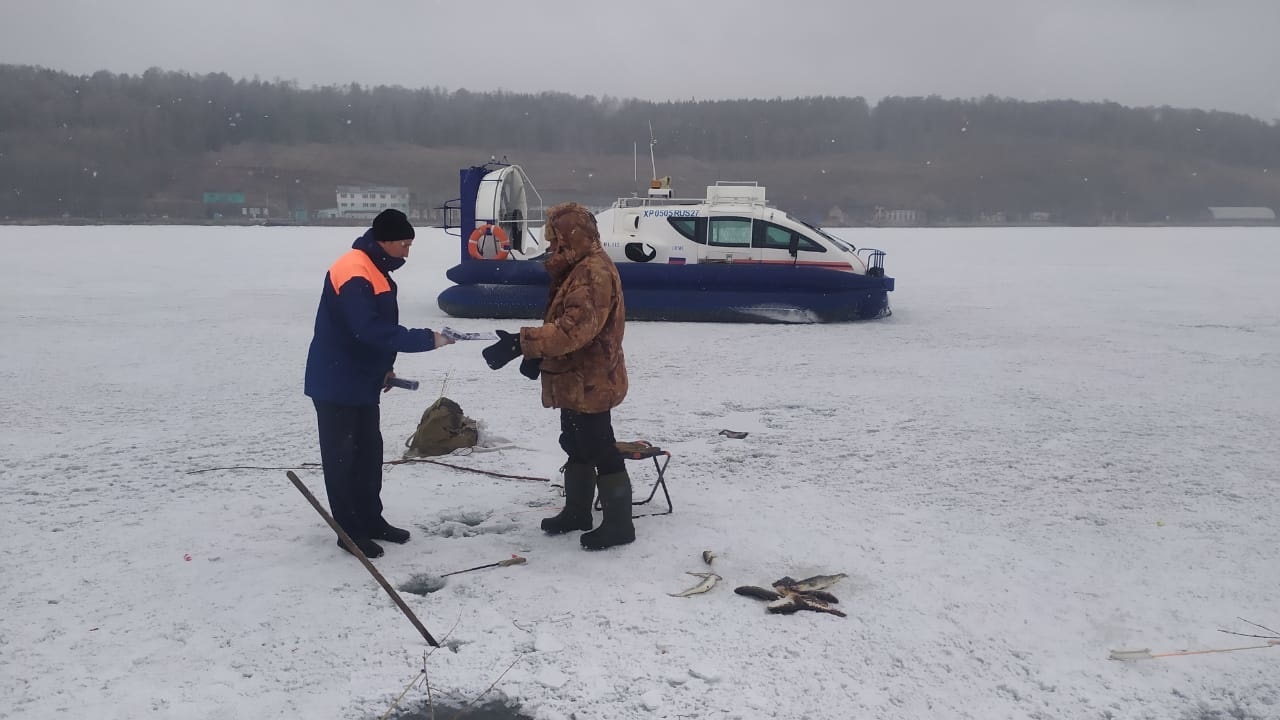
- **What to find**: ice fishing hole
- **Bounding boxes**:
[395,699,533,719]
[397,573,447,595]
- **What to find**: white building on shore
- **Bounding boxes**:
[336,186,410,218]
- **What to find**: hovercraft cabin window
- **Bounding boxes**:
[708,218,753,247]
[667,217,707,244]
[757,223,826,253]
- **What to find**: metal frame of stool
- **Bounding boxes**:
[596,442,673,517]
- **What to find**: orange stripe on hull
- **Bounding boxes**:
[716,259,856,271]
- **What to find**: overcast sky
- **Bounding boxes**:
[2,0,1278,121]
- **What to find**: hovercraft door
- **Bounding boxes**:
[705,216,760,264]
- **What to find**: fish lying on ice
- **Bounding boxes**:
[734,585,781,601]
[669,572,722,597]
[766,593,847,618]
[772,573,847,594]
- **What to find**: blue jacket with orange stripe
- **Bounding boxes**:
[304,231,436,405]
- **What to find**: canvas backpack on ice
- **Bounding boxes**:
[404,396,478,457]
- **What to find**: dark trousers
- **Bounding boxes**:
[313,400,384,537]
[559,409,625,475]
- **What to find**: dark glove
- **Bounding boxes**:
[519,357,542,380]
[482,330,522,370]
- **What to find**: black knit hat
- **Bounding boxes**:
[371,209,415,243]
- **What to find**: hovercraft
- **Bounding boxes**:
[438,161,893,323]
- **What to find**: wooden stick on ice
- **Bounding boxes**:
[287,470,439,647]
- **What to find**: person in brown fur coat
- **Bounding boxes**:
[482,202,634,550]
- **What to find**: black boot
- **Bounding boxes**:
[580,471,635,550]
[337,536,384,558]
[371,520,410,544]
[541,463,596,534]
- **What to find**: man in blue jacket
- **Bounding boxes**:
[304,209,454,558]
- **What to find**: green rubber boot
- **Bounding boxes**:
[541,462,596,535]
[580,471,635,550]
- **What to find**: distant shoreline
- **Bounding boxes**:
[2,219,1275,229]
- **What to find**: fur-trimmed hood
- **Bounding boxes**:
[543,201,602,282]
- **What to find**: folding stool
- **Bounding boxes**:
[597,440,672,517]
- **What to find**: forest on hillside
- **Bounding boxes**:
[2,64,1278,224]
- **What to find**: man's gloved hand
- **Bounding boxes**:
[519,357,542,380]
[482,330,522,370]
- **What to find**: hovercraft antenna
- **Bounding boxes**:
[646,121,672,199]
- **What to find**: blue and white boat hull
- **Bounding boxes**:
[439,260,893,323]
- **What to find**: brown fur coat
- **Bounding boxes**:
[519,202,628,413]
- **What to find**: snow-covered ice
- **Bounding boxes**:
[2,224,1278,719]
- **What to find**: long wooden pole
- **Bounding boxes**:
[286,470,439,647]
[1149,641,1278,658]
[1110,639,1278,661]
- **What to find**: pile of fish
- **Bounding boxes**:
[665,551,848,618]
[734,573,848,617]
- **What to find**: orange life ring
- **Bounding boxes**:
[468,224,511,260]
